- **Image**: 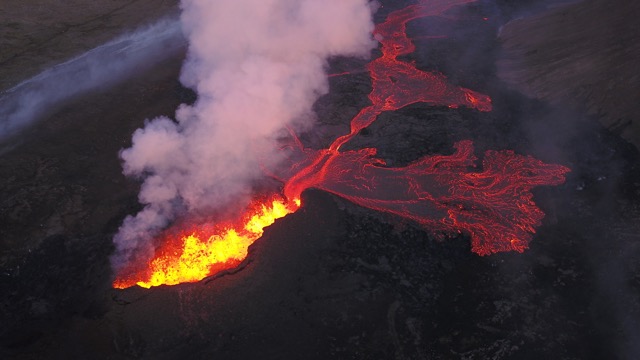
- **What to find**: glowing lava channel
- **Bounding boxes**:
[331,0,492,151]
[113,0,569,289]
[113,196,299,289]
[279,0,568,255]
[281,141,569,256]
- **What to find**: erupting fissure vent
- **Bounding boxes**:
[114,196,299,289]
[113,0,569,289]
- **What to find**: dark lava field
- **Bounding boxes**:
[1,0,639,359]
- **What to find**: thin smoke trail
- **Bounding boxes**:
[0,18,185,147]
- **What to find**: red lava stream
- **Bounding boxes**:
[114,0,569,289]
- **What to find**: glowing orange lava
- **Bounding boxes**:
[113,196,299,289]
[113,0,569,289]
[277,0,568,255]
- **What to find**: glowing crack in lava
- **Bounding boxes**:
[113,0,569,289]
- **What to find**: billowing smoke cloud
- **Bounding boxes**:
[0,18,184,149]
[112,0,377,268]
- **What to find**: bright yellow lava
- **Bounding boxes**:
[114,197,299,289]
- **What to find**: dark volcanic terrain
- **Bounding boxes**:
[498,0,640,148]
[0,0,179,93]
[1,0,640,359]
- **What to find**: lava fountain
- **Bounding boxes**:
[113,0,569,289]
[114,195,300,289]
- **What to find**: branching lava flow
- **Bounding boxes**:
[113,0,569,289]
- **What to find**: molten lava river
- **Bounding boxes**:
[114,0,570,289]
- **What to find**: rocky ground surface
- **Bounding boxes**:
[498,0,640,148]
[0,0,179,93]
[1,0,640,359]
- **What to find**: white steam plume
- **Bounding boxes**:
[112,0,377,268]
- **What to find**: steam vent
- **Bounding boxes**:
[1,0,639,359]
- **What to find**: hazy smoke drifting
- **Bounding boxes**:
[112,0,377,268]
[0,19,184,149]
